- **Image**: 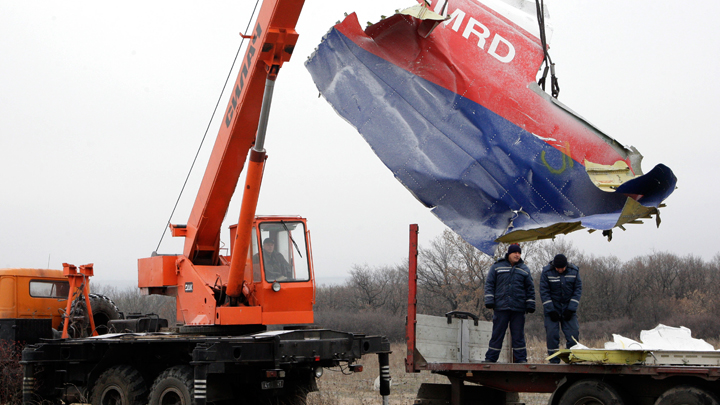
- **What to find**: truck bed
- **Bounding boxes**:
[408,313,720,404]
[422,361,720,393]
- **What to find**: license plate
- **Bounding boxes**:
[261,380,284,390]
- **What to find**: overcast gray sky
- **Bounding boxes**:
[1,0,718,286]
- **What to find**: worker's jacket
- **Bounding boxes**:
[540,262,582,313]
[484,256,535,313]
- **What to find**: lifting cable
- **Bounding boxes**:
[535,0,560,98]
[154,0,262,254]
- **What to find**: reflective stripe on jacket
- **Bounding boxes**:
[484,256,535,312]
[540,261,582,313]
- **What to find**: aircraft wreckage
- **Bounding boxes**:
[306,0,676,254]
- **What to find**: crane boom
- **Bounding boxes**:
[139,0,313,327]
[179,0,303,265]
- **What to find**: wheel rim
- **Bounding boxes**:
[572,397,605,405]
[100,385,125,405]
[159,387,186,405]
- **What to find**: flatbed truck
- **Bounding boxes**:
[406,224,720,405]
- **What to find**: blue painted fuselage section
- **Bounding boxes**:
[306,25,676,254]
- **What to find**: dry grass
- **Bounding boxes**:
[308,342,446,404]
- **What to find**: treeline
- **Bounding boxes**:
[314,230,720,343]
[89,231,720,345]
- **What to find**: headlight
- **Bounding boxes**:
[314,366,323,378]
[272,281,281,292]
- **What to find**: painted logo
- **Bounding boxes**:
[225,23,263,127]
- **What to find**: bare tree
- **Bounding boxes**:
[314,283,353,311]
[313,233,720,342]
[644,251,681,295]
[524,237,582,270]
[618,257,648,319]
[343,263,409,315]
[675,254,707,300]
[417,229,464,313]
[380,263,409,315]
[575,255,622,322]
[348,264,388,311]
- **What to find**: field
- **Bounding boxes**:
[308,338,554,405]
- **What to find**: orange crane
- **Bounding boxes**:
[138,0,313,328]
[21,2,390,404]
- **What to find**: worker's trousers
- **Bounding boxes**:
[544,311,579,363]
[484,310,527,363]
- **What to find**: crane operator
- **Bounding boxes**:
[261,238,291,281]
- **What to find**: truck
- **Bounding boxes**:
[0,269,68,344]
[0,265,123,405]
[405,224,720,405]
[19,1,391,404]
[0,266,121,343]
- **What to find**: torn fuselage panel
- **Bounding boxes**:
[306,0,676,254]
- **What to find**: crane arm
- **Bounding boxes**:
[176,0,304,265]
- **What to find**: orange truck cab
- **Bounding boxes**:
[0,269,69,330]
[0,269,69,343]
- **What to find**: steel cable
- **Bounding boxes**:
[155,0,262,254]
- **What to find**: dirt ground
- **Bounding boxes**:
[307,338,553,405]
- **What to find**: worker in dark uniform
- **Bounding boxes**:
[261,238,291,281]
[540,254,582,363]
[484,244,536,363]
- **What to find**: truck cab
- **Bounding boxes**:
[244,217,314,324]
[0,269,68,330]
[0,269,68,343]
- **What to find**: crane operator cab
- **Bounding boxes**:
[230,216,316,325]
[139,216,316,327]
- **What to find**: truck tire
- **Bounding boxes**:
[88,293,122,334]
[66,293,122,337]
[654,385,720,405]
[91,365,147,405]
[558,379,626,405]
[148,366,194,405]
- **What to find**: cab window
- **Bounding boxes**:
[259,221,310,282]
[29,280,69,299]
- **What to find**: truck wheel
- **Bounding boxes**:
[654,385,720,405]
[67,293,122,337]
[148,366,194,405]
[91,365,147,405]
[88,294,122,334]
[559,380,626,405]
